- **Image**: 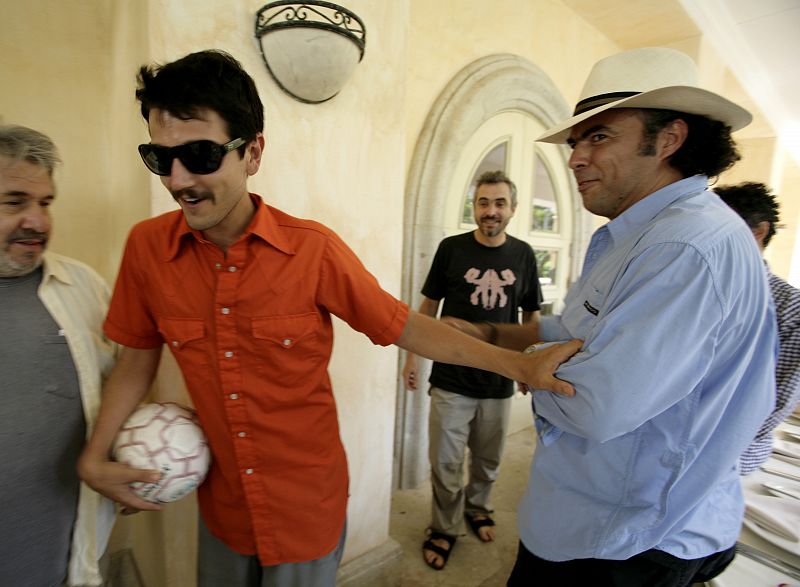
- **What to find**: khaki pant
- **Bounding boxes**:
[428,386,512,536]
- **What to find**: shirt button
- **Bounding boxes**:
[229,393,239,400]
[224,351,233,358]
[221,307,230,315]
[228,266,237,272]
[245,468,254,475]
[172,340,179,347]
[238,432,246,438]
[282,338,292,347]
[215,263,222,269]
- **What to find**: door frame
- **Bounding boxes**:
[394,53,591,489]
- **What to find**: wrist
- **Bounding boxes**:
[481,321,498,345]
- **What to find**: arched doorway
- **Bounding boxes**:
[394,54,591,489]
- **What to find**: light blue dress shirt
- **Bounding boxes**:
[519,175,776,561]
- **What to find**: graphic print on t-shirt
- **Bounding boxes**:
[464,268,517,310]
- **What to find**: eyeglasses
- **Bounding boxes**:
[137,137,246,176]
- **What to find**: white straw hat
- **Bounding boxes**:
[537,47,752,144]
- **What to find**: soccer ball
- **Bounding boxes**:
[112,402,211,503]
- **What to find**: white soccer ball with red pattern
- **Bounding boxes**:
[112,402,211,503]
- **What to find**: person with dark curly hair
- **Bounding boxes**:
[502,47,776,586]
[715,181,800,474]
[446,47,777,586]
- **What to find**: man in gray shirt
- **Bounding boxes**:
[0,125,116,586]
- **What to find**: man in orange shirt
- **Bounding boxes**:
[78,50,579,587]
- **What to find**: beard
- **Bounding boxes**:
[0,229,48,277]
[478,216,508,237]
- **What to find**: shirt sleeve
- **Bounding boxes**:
[756,281,800,437]
[533,242,725,443]
[539,314,570,341]
[420,240,448,301]
[103,228,163,349]
[317,231,409,347]
[520,245,542,312]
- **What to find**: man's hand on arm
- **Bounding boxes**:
[511,340,583,396]
[78,345,164,513]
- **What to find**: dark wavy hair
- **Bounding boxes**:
[135,50,263,156]
[714,182,781,246]
[637,109,740,179]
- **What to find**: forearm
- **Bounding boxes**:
[80,346,161,463]
[405,296,440,363]
[493,321,539,351]
[396,310,579,393]
[398,312,511,376]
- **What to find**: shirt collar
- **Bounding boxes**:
[604,175,709,244]
[164,194,296,261]
[41,251,73,286]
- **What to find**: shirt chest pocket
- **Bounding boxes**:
[562,280,606,336]
[158,318,206,352]
[250,313,323,386]
[251,313,320,349]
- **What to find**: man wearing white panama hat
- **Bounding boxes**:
[451,47,777,585]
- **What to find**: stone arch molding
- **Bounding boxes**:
[395,54,586,489]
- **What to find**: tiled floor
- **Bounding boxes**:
[389,426,537,586]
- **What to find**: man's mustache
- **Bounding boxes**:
[8,229,48,244]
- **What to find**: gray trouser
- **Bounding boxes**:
[198,517,346,587]
[428,386,512,536]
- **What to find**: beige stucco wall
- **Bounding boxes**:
[2,1,151,283]
[4,1,409,584]
[405,0,618,170]
[3,1,799,586]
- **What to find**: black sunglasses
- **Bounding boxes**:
[138,137,246,176]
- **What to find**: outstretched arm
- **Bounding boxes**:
[441,316,540,351]
[396,310,580,396]
[402,296,440,390]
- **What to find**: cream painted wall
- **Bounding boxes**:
[2,1,151,283]
[406,0,618,169]
[6,0,408,584]
[771,155,800,285]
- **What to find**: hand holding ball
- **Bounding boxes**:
[112,402,211,503]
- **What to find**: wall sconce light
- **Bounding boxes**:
[255,1,367,104]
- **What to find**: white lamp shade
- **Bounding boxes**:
[260,27,361,103]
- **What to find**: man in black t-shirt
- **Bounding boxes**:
[403,170,541,570]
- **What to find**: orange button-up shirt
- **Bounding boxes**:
[104,195,408,565]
